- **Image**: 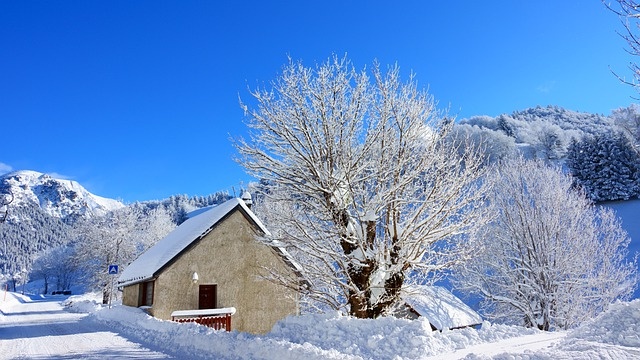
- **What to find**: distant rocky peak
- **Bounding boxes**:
[0,170,124,222]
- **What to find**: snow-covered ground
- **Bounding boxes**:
[2,291,640,359]
[605,199,640,299]
[0,292,169,359]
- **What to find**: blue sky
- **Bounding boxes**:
[1,1,637,203]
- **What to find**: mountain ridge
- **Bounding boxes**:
[0,170,124,223]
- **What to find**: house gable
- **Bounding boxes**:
[153,206,262,280]
[118,197,301,334]
[147,208,299,333]
[118,198,270,288]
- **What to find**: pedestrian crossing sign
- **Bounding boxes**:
[108,265,119,275]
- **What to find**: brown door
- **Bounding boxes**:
[199,284,217,309]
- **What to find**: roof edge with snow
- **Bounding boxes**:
[401,285,482,331]
[117,198,272,287]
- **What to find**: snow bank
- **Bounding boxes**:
[0,292,25,322]
[475,300,640,359]
[83,305,355,360]
[57,296,640,359]
[62,293,103,313]
[62,299,539,360]
[271,313,538,359]
[567,299,640,348]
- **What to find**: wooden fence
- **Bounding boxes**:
[170,307,236,332]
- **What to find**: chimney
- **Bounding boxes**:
[241,191,253,209]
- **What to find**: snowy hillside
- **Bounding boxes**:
[0,170,125,279]
[607,199,640,249]
[0,170,233,286]
[0,170,124,221]
[455,105,640,202]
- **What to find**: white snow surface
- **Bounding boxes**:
[402,285,483,330]
[2,291,640,359]
[118,197,270,287]
[171,307,236,317]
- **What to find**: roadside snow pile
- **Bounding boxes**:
[63,293,103,313]
[566,299,640,348]
[481,300,640,360]
[85,304,354,360]
[271,313,539,359]
[60,297,640,359]
[66,299,544,360]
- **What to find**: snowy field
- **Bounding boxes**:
[2,292,640,359]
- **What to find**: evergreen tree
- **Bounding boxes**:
[567,133,640,201]
[497,114,516,137]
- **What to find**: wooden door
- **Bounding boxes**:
[199,284,217,309]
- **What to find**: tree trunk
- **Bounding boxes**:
[43,275,48,295]
[372,271,404,317]
[330,200,375,318]
[370,236,404,318]
[102,287,110,305]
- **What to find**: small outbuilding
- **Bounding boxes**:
[117,197,302,334]
[395,285,482,331]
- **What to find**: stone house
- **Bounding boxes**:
[117,196,302,334]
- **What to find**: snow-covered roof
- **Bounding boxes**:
[117,198,271,287]
[402,285,482,330]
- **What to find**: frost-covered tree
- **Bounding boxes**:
[237,55,491,318]
[604,0,640,90]
[456,157,637,330]
[72,205,174,303]
[30,245,81,294]
[458,106,612,162]
[497,114,516,138]
[30,251,55,294]
[533,122,566,160]
[448,124,516,165]
[611,104,640,154]
[50,246,80,292]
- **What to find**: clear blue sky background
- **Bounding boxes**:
[1,1,637,203]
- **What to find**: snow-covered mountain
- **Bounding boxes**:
[0,170,124,222]
[0,170,234,280]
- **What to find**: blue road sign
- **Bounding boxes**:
[108,264,119,275]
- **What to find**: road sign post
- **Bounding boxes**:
[108,264,118,308]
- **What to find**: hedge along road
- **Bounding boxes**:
[0,292,171,359]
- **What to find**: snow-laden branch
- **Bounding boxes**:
[237,55,492,318]
[455,157,637,330]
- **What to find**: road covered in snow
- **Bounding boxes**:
[1,291,640,359]
[0,292,171,359]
